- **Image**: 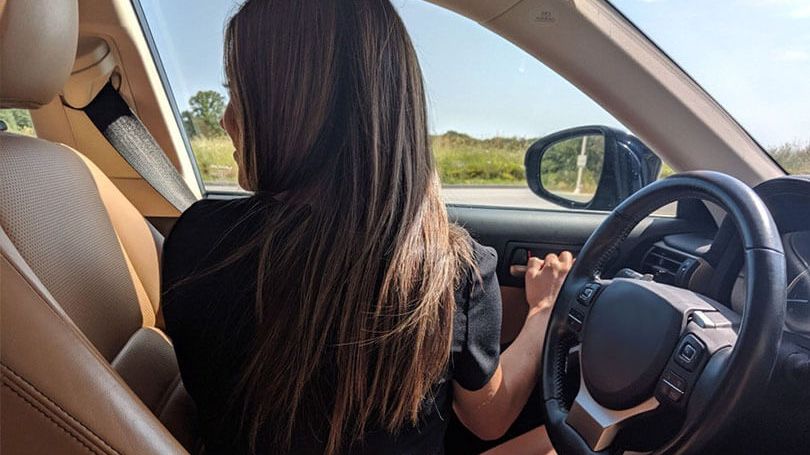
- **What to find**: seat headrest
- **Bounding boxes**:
[0,0,79,109]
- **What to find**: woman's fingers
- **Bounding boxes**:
[527,251,574,275]
[544,253,559,269]
[531,251,574,275]
[526,257,545,274]
[558,251,574,271]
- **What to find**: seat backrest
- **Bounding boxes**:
[1,223,186,454]
[1,0,194,452]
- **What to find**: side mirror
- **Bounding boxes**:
[524,125,661,211]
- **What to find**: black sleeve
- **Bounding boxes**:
[451,241,502,391]
[161,197,262,297]
[161,198,220,300]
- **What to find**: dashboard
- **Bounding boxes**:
[637,176,810,338]
[784,231,810,334]
[731,230,810,335]
[630,176,810,452]
[729,177,810,336]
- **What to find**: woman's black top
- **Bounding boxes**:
[162,197,502,454]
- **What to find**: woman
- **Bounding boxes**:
[162,1,573,454]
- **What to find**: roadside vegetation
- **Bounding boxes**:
[0,109,35,137]
[190,130,680,188]
[176,91,810,186]
[770,141,810,174]
[3,91,808,186]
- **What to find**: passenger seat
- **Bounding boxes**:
[1,1,193,453]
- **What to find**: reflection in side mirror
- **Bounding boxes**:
[525,126,661,211]
[540,134,604,204]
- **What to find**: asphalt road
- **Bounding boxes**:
[205,184,676,215]
[206,184,557,209]
[442,186,677,215]
[441,186,562,209]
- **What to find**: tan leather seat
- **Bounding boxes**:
[1,1,194,453]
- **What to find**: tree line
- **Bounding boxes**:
[181,90,227,138]
[5,88,805,176]
[0,109,34,135]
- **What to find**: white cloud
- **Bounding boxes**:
[754,0,808,5]
[774,48,810,61]
[790,4,810,17]
[751,0,810,18]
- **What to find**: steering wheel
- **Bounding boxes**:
[542,171,786,454]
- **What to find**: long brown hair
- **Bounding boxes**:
[224,1,475,453]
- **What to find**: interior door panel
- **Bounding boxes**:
[448,205,702,288]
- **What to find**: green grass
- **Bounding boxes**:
[0,109,35,137]
[191,136,240,184]
[433,132,532,185]
[189,132,807,187]
[4,105,808,181]
[771,141,810,174]
[191,131,536,186]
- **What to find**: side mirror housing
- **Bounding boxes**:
[524,125,661,211]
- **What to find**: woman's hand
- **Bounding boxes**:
[525,251,574,317]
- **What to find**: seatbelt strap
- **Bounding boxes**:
[83,82,196,211]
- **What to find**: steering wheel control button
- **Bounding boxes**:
[578,287,595,304]
[659,370,686,403]
[577,283,600,306]
[568,309,585,332]
[675,334,705,372]
[681,344,697,361]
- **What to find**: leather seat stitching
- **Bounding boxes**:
[2,383,104,455]
[1,364,121,455]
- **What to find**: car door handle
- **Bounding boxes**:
[509,264,528,277]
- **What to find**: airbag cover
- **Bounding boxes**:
[581,280,682,410]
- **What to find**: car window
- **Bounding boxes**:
[397,1,674,212]
[612,0,810,174]
[0,109,35,137]
[136,0,672,213]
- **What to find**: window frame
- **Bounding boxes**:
[130,0,209,196]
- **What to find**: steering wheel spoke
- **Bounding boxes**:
[565,345,660,451]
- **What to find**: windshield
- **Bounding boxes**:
[612,0,810,174]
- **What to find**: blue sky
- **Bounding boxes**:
[139,0,809,149]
